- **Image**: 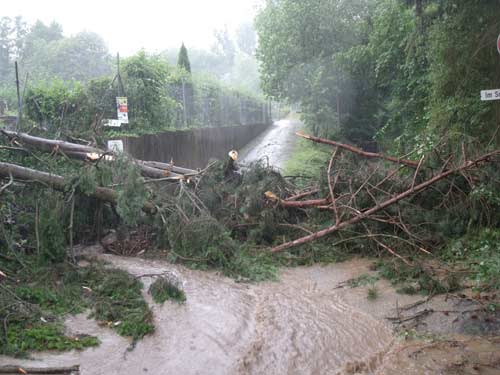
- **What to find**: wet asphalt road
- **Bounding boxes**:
[239,118,302,170]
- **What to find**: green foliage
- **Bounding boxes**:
[284,134,331,185]
[444,229,500,290]
[115,156,148,226]
[347,274,379,288]
[374,259,460,296]
[177,43,192,73]
[149,277,186,304]
[367,286,379,301]
[24,80,89,133]
[82,266,154,341]
[122,51,173,128]
[0,259,154,357]
[39,200,67,263]
[256,0,500,152]
[6,323,98,355]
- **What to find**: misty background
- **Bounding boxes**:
[0,0,264,94]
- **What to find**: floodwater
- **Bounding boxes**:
[1,255,498,374]
[239,118,302,170]
[0,256,393,375]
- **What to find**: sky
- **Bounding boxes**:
[2,0,262,55]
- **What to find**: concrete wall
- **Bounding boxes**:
[121,123,270,169]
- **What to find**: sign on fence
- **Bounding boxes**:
[103,119,122,127]
[116,97,129,124]
[107,140,124,153]
[480,89,500,101]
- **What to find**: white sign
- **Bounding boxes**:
[107,140,124,153]
[103,119,122,127]
[116,97,129,124]
[480,89,500,101]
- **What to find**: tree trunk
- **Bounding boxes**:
[0,162,156,214]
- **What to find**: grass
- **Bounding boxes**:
[6,323,99,354]
[373,259,460,296]
[283,132,331,186]
[0,260,154,357]
[149,277,186,304]
[367,286,379,301]
[442,228,500,290]
[347,273,379,288]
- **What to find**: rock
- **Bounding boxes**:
[101,230,118,249]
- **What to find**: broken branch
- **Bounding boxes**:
[296,132,419,168]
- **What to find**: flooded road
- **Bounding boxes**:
[1,255,498,374]
[0,256,396,375]
[239,118,302,169]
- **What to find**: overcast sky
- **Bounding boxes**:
[2,0,262,55]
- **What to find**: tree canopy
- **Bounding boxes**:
[255,0,500,152]
[177,43,192,73]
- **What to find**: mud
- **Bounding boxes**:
[1,256,498,374]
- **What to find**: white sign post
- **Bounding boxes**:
[480,89,500,101]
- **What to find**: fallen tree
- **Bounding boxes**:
[0,365,79,374]
[0,130,197,180]
[270,150,500,253]
[296,132,419,168]
[0,161,156,213]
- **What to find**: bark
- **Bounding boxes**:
[0,162,156,214]
[279,198,330,208]
[1,131,189,180]
[0,365,79,374]
[139,160,198,175]
[270,151,499,253]
[296,132,419,168]
[1,130,100,154]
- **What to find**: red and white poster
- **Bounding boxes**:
[116,97,129,124]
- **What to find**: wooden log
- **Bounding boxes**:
[140,160,198,175]
[0,162,156,214]
[270,150,499,253]
[1,130,100,154]
[0,365,79,374]
[296,132,419,168]
[1,131,188,180]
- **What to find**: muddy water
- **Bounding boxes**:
[0,256,398,375]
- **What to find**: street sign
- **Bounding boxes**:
[116,97,129,124]
[103,119,122,127]
[480,89,500,101]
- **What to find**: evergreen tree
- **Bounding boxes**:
[177,43,191,73]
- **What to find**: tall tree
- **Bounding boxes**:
[236,22,257,55]
[177,43,191,73]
